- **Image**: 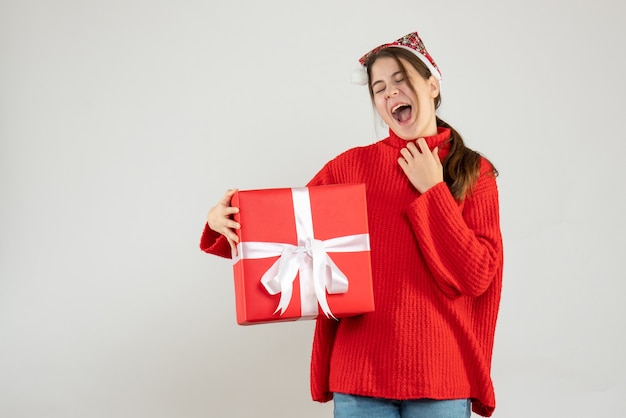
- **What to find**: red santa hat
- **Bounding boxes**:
[351,31,442,86]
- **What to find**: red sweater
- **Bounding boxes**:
[199,127,503,417]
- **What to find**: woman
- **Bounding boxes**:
[202,32,503,418]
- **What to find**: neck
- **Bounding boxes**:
[386,126,451,150]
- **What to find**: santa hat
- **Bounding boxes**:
[351,32,442,86]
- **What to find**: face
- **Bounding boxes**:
[369,56,440,140]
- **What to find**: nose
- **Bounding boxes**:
[385,86,399,99]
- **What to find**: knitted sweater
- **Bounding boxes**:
[199,127,503,417]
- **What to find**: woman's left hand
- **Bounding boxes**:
[398,137,444,194]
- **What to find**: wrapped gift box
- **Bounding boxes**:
[231,184,374,325]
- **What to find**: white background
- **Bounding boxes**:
[1,1,625,417]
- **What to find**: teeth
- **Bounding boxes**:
[392,104,409,113]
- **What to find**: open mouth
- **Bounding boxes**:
[391,104,412,123]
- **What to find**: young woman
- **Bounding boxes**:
[202,32,503,418]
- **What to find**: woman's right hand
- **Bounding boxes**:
[207,189,240,256]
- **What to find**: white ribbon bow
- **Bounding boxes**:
[232,187,370,319]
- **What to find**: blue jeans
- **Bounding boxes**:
[333,393,471,418]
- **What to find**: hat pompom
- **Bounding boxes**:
[351,67,368,85]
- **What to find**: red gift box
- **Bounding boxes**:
[231,184,374,325]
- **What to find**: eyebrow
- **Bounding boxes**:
[371,71,404,89]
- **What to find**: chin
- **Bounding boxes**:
[402,119,437,140]
[394,124,421,140]
[395,131,415,140]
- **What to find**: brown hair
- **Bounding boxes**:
[365,47,497,201]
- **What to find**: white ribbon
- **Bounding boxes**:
[232,187,370,319]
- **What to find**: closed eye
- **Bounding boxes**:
[371,80,385,94]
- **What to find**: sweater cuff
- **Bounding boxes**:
[199,222,232,258]
[414,181,456,209]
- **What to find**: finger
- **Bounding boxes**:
[224,229,240,244]
[220,188,238,205]
[432,146,441,164]
[224,206,239,216]
[227,237,238,257]
[405,142,419,156]
[397,157,409,172]
[415,138,430,153]
[207,208,239,231]
[225,219,241,230]
[399,148,413,161]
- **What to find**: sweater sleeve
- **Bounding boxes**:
[305,162,342,403]
[200,155,337,257]
[199,222,233,259]
[408,159,503,298]
[310,316,340,402]
[306,159,336,187]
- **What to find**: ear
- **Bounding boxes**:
[428,75,440,99]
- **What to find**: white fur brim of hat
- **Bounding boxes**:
[351,45,442,87]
